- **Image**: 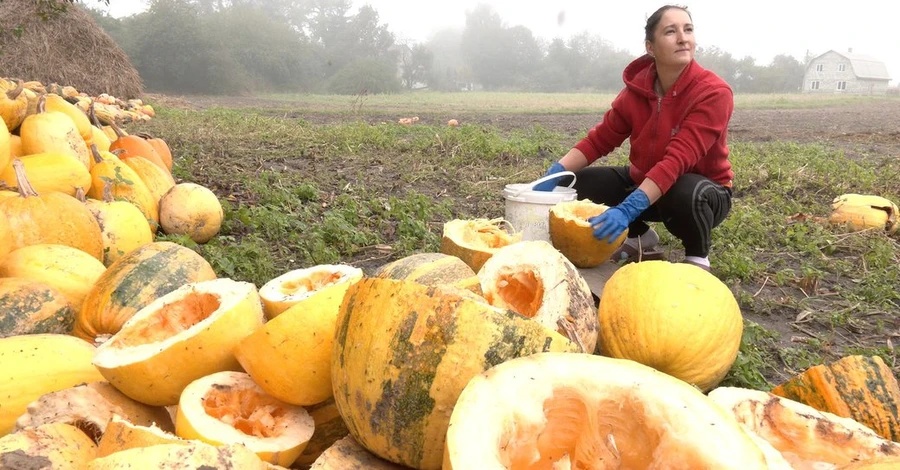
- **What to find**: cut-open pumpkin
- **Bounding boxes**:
[439,218,521,272]
[548,199,627,268]
[258,264,362,319]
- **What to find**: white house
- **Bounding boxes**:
[803,49,891,94]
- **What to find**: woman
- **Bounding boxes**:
[535,4,734,271]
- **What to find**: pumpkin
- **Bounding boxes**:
[708,387,900,469]
[829,193,898,234]
[0,277,73,337]
[92,278,265,406]
[598,260,743,392]
[158,182,224,243]
[135,132,173,171]
[439,218,521,272]
[0,333,104,435]
[0,160,104,260]
[548,199,628,268]
[96,415,185,458]
[0,212,11,261]
[89,125,111,153]
[74,241,217,344]
[87,144,160,231]
[374,252,481,295]
[294,398,350,467]
[478,239,598,353]
[0,152,92,197]
[257,264,363,319]
[0,244,107,315]
[82,182,155,266]
[18,95,91,170]
[0,117,9,174]
[771,355,900,442]
[236,267,364,405]
[175,371,314,467]
[310,436,408,469]
[8,134,22,159]
[0,79,29,131]
[14,382,174,441]
[0,422,97,468]
[86,441,269,470]
[331,278,579,470]
[123,155,176,203]
[44,93,92,143]
[444,353,769,470]
[108,123,168,172]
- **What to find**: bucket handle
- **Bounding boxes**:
[509,171,577,197]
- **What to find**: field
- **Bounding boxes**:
[137,91,900,390]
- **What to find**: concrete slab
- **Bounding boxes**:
[577,261,621,299]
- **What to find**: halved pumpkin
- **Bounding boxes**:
[96,414,185,458]
[257,264,363,319]
[331,278,579,470]
[237,268,364,405]
[598,260,743,392]
[478,239,598,353]
[708,387,900,469]
[444,352,768,469]
[175,371,314,467]
[440,218,521,272]
[91,278,265,406]
[0,422,97,468]
[548,199,628,268]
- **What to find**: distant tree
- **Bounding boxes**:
[695,46,740,85]
[461,5,543,90]
[328,57,400,94]
[399,43,433,90]
[426,28,468,91]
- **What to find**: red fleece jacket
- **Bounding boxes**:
[574,55,734,194]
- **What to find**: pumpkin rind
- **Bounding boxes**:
[0,152,92,197]
[74,241,217,344]
[0,422,97,468]
[86,441,268,470]
[158,182,224,243]
[439,218,520,272]
[598,260,744,392]
[374,252,481,295]
[331,278,579,470]
[548,199,628,268]
[771,355,900,442]
[0,277,74,337]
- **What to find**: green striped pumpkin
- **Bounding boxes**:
[73,242,217,344]
[374,252,481,295]
[0,278,74,337]
[331,278,579,470]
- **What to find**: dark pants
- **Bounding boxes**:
[558,166,732,258]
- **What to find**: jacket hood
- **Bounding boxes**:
[623,54,700,98]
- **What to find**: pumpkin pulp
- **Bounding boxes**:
[113,293,220,346]
[279,271,343,297]
[485,268,544,318]
[202,385,288,439]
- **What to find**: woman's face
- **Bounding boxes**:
[646,8,695,69]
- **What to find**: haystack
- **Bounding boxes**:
[0,0,143,98]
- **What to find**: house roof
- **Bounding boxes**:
[813,50,891,80]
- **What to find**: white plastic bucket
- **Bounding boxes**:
[503,171,577,242]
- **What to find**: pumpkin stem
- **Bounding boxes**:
[6,79,23,100]
[134,132,154,140]
[10,159,39,198]
[75,187,86,203]
[90,143,105,165]
[36,94,46,114]
[88,102,103,127]
[110,122,126,139]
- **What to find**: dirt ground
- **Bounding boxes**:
[158,94,900,381]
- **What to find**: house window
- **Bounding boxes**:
[816,64,824,72]
[811,81,820,90]
[838,63,846,72]
[837,81,847,90]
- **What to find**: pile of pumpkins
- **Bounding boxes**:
[5,78,156,125]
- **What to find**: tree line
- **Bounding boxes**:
[84,0,810,95]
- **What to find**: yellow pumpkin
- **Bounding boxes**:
[444,353,769,469]
[158,182,224,243]
[0,243,106,315]
[86,441,269,470]
[90,125,112,153]
[44,93,93,143]
[0,117,9,175]
[311,436,408,469]
[0,422,97,467]
[373,252,482,296]
[0,333,105,435]
[257,264,363,319]
[548,199,627,268]
[0,152,92,196]
[123,155,175,203]
[829,193,899,234]
[175,370,315,467]
[8,134,22,159]
[0,79,29,132]
[0,159,104,260]
[19,95,91,170]
[598,260,743,392]
[87,145,159,231]
[96,415,185,458]
[83,181,155,266]
[92,278,265,406]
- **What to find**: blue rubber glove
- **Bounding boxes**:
[588,189,651,243]
[532,162,566,191]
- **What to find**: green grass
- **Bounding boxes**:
[134,94,900,389]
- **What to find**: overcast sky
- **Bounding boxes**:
[107,0,897,85]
